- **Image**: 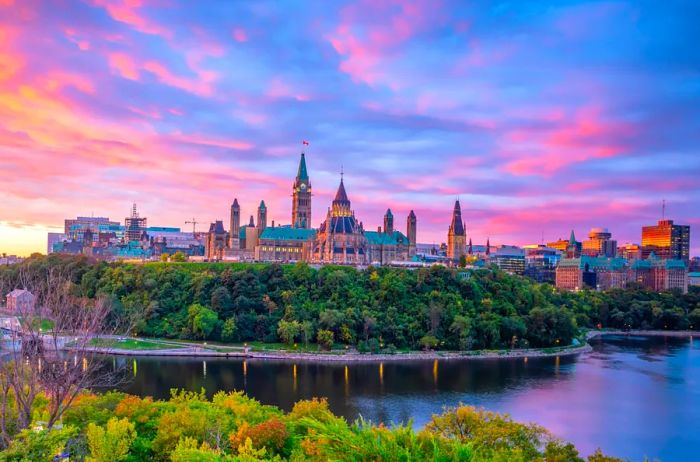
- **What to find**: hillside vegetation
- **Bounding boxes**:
[2,255,698,352]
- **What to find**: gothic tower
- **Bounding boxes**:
[229,198,240,248]
[447,200,466,260]
[292,152,312,228]
[407,210,417,257]
[257,201,267,231]
[384,209,394,234]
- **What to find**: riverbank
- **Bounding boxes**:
[68,329,700,362]
[74,337,594,362]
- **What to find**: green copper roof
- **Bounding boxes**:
[259,200,266,209]
[365,230,409,246]
[569,229,576,245]
[559,256,629,270]
[385,208,393,217]
[259,227,316,241]
[296,152,309,181]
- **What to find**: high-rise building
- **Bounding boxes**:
[447,200,466,260]
[582,227,617,257]
[64,216,120,241]
[257,201,267,231]
[407,210,417,257]
[291,152,312,229]
[642,219,690,262]
[125,203,147,241]
[617,243,642,261]
[383,209,394,235]
[229,199,240,248]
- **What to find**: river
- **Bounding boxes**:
[112,335,699,461]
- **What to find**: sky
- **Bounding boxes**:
[0,0,699,257]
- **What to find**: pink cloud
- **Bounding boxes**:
[232,28,248,43]
[501,105,635,176]
[93,0,173,40]
[108,52,140,80]
[328,0,443,87]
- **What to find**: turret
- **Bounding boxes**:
[384,209,394,235]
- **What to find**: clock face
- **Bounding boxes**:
[301,184,307,191]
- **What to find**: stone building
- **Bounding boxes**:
[313,176,368,264]
[447,200,466,261]
[5,289,35,314]
[205,221,229,261]
[292,152,312,228]
[205,150,415,265]
[630,253,688,293]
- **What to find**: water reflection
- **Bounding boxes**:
[111,335,698,462]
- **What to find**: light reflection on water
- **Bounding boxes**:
[109,335,698,461]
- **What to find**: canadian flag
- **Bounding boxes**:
[302,140,310,146]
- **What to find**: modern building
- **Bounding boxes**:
[617,243,642,261]
[642,219,690,262]
[523,245,561,283]
[447,200,466,261]
[64,216,120,241]
[491,246,526,275]
[582,227,617,257]
[47,232,65,254]
[5,289,35,314]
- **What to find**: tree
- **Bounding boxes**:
[419,335,439,351]
[459,254,467,268]
[300,320,314,347]
[210,287,233,316]
[0,263,122,445]
[187,304,218,340]
[86,417,136,462]
[171,251,187,262]
[317,330,334,351]
[450,315,472,350]
[277,320,301,346]
[160,253,169,262]
[221,318,237,342]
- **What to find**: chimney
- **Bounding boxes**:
[378,226,382,233]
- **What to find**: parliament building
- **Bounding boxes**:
[205,151,417,265]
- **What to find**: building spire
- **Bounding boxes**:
[296,152,309,181]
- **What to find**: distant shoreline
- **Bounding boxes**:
[70,329,698,362]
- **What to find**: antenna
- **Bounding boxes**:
[662,199,666,219]
[340,164,344,180]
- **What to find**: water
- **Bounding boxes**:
[113,335,700,461]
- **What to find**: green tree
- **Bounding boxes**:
[277,320,301,345]
[317,329,334,350]
[221,318,237,342]
[86,417,136,462]
[187,304,218,340]
[171,251,187,262]
[419,335,439,351]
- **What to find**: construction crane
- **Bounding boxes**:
[185,218,200,234]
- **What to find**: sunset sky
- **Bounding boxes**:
[1,0,698,257]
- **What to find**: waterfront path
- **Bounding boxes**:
[64,329,699,362]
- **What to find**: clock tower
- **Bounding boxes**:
[292,152,312,228]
